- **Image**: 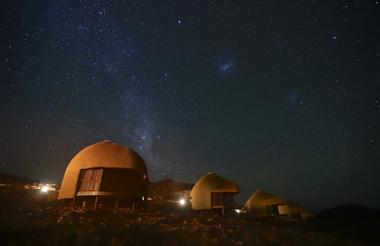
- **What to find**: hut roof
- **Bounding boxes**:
[190,172,240,196]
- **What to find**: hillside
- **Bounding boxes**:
[1,173,379,245]
[0,173,38,186]
[149,179,193,201]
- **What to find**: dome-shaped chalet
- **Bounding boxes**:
[190,172,240,210]
[244,190,314,221]
[244,189,286,217]
[58,140,148,200]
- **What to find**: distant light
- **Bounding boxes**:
[177,20,181,24]
[178,198,186,206]
[41,186,49,193]
[234,209,242,214]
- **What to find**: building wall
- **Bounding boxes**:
[246,197,285,217]
[191,188,211,210]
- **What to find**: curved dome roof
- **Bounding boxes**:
[58,140,147,199]
[191,172,240,195]
[244,189,285,209]
[248,189,281,200]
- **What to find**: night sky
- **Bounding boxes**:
[1,0,380,210]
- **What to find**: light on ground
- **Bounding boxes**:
[178,198,186,206]
[41,185,49,193]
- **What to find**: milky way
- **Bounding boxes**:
[1,0,380,209]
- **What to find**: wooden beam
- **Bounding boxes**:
[94,196,98,210]
[114,199,119,212]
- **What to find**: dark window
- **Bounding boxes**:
[100,169,143,193]
[78,169,103,192]
[265,204,280,216]
[211,192,234,207]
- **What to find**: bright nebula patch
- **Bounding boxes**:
[219,62,233,72]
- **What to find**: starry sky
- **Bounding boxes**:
[1,0,380,210]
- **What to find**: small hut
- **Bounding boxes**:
[277,201,314,221]
[244,189,286,218]
[58,140,149,210]
[244,189,313,221]
[190,172,240,210]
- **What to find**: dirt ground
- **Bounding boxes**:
[0,199,378,246]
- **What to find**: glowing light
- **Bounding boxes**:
[178,198,186,206]
[41,185,49,193]
[234,209,242,214]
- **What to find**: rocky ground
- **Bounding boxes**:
[1,200,378,246]
[0,175,378,245]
